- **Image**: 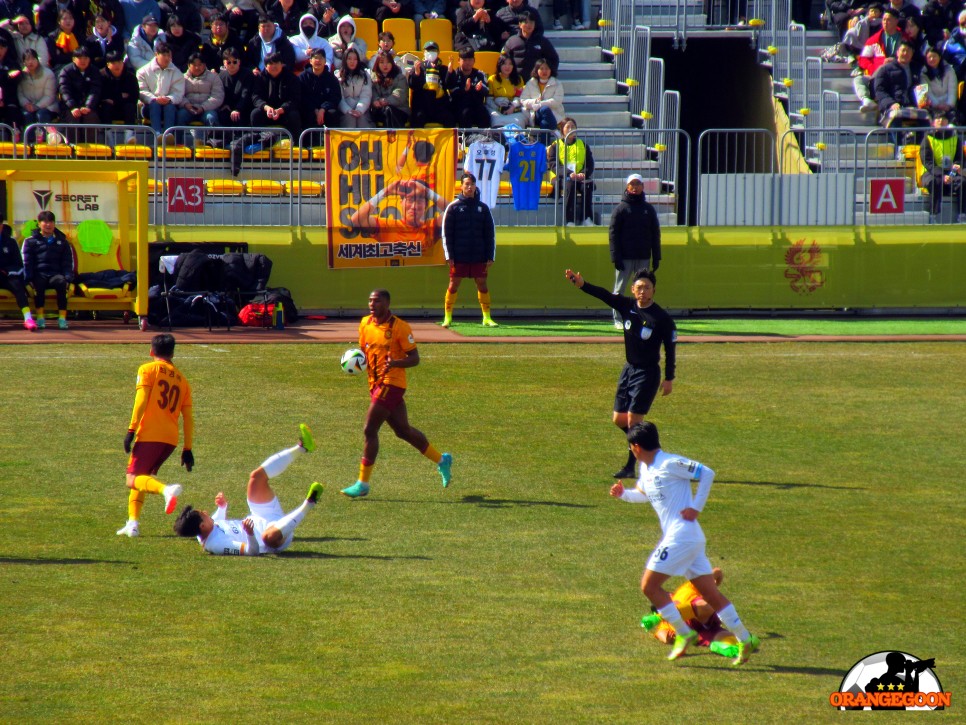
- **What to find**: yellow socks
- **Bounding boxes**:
[127,489,145,520]
[479,291,497,326]
[133,475,165,495]
[442,290,457,327]
[422,443,442,465]
[358,461,374,483]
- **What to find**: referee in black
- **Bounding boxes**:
[564,267,676,479]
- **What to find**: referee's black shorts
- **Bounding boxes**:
[614,363,662,415]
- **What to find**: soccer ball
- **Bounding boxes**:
[340,348,367,375]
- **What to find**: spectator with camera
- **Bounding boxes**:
[455,0,506,53]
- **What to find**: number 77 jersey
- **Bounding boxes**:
[464,139,507,208]
[507,139,548,211]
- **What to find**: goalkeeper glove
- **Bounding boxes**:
[181,449,194,472]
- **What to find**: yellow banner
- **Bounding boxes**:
[326,128,456,268]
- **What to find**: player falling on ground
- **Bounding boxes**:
[640,568,741,659]
[117,333,193,538]
[564,267,675,480]
[173,424,321,555]
[610,422,760,665]
[341,288,453,498]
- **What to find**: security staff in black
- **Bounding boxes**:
[564,267,676,478]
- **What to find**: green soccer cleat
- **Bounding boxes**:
[709,641,740,659]
[438,452,453,487]
[299,423,316,452]
[733,634,760,666]
[440,316,452,328]
[667,631,698,661]
[340,481,370,498]
[306,481,324,504]
[640,613,662,632]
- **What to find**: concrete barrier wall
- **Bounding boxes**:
[153,225,966,313]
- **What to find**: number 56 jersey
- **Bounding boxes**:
[131,359,193,446]
[507,139,548,211]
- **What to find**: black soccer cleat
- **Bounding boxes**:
[613,466,637,479]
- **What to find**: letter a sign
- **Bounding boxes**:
[167,178,205,214]
[869,178,905,214]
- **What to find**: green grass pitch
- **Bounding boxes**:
[0,342,962,723]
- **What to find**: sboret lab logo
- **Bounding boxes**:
[829,651,950,710]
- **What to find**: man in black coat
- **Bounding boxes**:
[22,211,75,329]
[251,51,301,137]
[98,49,139,123]
[609,173,661,328]
[440,172,498,327]
[244,16,297,72]
[85,14,126,69]
[58,46,102,140]
[217,46,254,126]
[0,37,22,129]
[298,47,340,129]
[502,9,558,79]
[873,40,920,127]
[495,0,543,40]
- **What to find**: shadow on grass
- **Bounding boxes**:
[278,551,432,561]
[297,536,368,543]
[718,479,862,491]
[0,556,133,565]
[361,495,594,508]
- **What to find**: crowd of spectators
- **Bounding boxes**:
[827,0,966,127]
[0,0,588,141]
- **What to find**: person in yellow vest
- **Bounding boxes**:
[919,113,966,223]
[548,116,595,226]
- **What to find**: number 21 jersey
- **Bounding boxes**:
[507,139,547,211]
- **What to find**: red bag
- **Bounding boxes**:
[238,302,275,327]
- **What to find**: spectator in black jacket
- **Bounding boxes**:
[299,46,340,128]
[455,0,507,53]
[0,221,35,330]
[22,211,75,330]
[200,16,240,68]
[873,40,920,127]
[921,0,962,46]
[446,47,490,129]
[99,49,139,123]
[267,0,305,38]
[158,0,203,34]
[85,14,126,69]
[164,14,202,70]
[245,16,297,73]
[218,46,254,126]
[440,172,498,328]
[58,46,102,139]
[502,10,558,79]
[495,0,543,40]
[608,173,661,328]
[251,51,301,136]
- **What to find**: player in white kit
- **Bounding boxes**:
[610,421,760,665]
[173,424,323,555]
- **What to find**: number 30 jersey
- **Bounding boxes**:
[130,360,193,446]
[507,139,548,211]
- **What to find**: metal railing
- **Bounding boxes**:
[626,25,652,117]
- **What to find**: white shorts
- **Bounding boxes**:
[645,539,713,579]
[246,497,292,552]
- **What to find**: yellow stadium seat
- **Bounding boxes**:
[438,50,459,67]
[0,141,27,157]
[34,142,73,158]
[285,180,323,197]
[194,146,231,161]
[158,145,193,160]
[310,146,325,161]
[354,17,379,52]
[114,144,153,160]
[243,148,273,160]
[475,50,500,76]
[382,17,417,53]
[419,18,453,52]
[273,145,309,160]
[244,179,285,196]
[74,143,113,159]
[147,178,161,194]
[205,179,244,195]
